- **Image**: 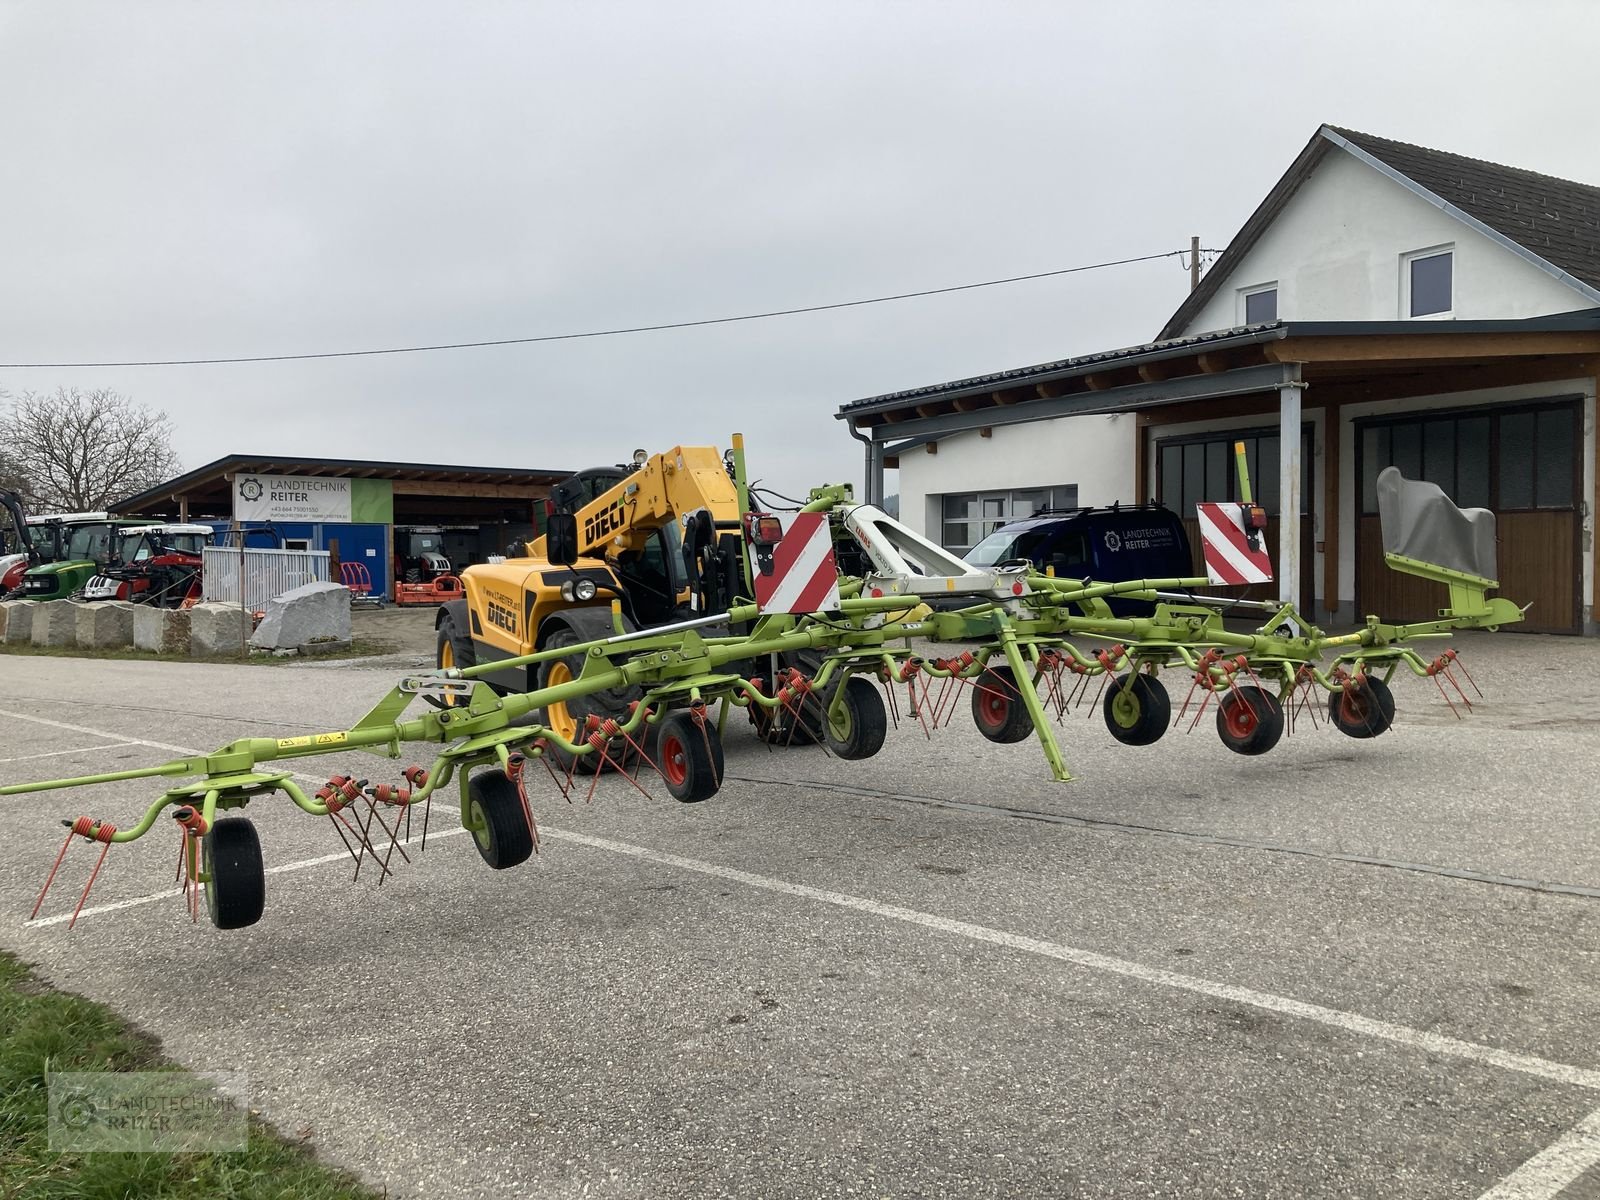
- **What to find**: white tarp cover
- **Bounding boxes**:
[1375,466,1497,581]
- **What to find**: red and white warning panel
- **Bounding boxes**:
[1196,502,1274,586]
[753,512,842,614]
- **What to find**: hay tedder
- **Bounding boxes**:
[1,437,1524,931]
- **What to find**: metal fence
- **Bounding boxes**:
[202,547,332,610]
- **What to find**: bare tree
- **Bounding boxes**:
[0,387,180,511]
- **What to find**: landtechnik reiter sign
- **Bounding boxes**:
[233,475,352,522]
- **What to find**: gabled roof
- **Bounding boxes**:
[1158,124,1600,340]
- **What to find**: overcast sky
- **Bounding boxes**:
[3,1,1597,501]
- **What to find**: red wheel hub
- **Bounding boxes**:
[1224,696,1258,738]
[978,688,1009,728]
[662,735,688,787]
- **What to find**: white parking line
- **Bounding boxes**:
[543,828,1600,1094]
[1475,1106,1600,1199]
[0,709,327,786]
[0,742,137,766]
[0,709,199,756]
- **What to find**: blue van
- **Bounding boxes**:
[964,503,1192,613]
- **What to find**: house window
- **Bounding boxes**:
[1156,430,1311,518]
[1404,248,1453,317]
[1242,285,1278,324]
[1358,401,1576,514]
[939,485,1079,554]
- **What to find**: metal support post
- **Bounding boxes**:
[1278,380,1303,608]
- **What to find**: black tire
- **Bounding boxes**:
[540,625,641,774]
[971,666,1035,744]
[435,603,476,708]
[204,818,265,930]
[749,649,826,746]
[1329,674,1396,739]
[656,710,725,803]
[1102,673,1171,747]
[1215,686,1285,756]
[824,675,889,760]
[467,771,535,869]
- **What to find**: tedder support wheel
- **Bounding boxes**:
[203,818,266,930]
[825,675,889,760]
[467,771,535,869]
[1102,673,1171,747]
[749,649,825,746]
[1216,686,1284,756]
[1329,674,1396,739]
[540,626,641,774]
[656,710,725,803]
[971,666,1035,744]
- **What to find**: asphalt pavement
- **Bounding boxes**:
[1,631,1598,1198]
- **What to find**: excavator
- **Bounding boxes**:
[436,440,816,756]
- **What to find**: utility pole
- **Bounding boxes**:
[1189,235,1201,292]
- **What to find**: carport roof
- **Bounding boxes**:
[838,310,1600,441]
[116,454,573,513]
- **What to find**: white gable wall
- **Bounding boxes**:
[895,413,1135,542]
[1180,148,1592,335]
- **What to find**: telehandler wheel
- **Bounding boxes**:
[203,818,266,930]
[1329,675,1396,739]
[467,771,535,869]
[1216,686,1284,756]
[825,676,889,760]
[971,666,1035,744]
[540,626,641,775]
[656,710,725,803]
[1102,673,1171,747]
[749,649,825,746]
[435,603,476,708]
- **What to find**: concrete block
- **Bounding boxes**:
[189,603,251,657]
[133,606,191,655]
[30,601,78,647]
[0,601,32,644]
[250,582,352,650]
[76,601,137,650]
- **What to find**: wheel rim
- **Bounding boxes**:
[1339,689,1370,724]
[439,641,454,669]
[827,691,854,741]
[546,662,576,740]
[1110,686,1141,729]
[1224,695,1258,738]
[662,734,688,787]
[469,797,491,851]
[978,687,1009,729]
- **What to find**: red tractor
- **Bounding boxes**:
[0,490,37,595]
[393,526,462,606]
[81,524,212,607]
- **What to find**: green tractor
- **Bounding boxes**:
[5,514,158,601]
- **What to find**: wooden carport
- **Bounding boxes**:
[838,312,1600,632]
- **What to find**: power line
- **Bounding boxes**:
[0,249,1214,370]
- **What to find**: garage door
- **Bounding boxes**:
[1355,399,1581,634]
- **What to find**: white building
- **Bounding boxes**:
[840,124,1600,633]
